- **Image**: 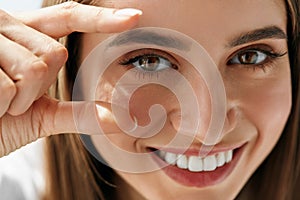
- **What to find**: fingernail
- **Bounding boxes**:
[114,8,143,17]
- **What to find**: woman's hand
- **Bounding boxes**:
[0,2,141,157]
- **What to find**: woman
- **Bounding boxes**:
[0,0,299,199]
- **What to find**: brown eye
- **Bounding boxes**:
[229,50,268,65]
[132,55,173,71]
[138,56,161,71]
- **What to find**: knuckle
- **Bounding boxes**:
[44,44,68,67]
[26,60,48,80]
[48,41,66,54]
[95,7,105,19]
[55,46,68,65]
[59,1,80,21]
[60,1,80,11]
[0,9,8,19]
[53,44,68,61]
[45,41,65,54]
[94,9,105,32]
[1,79,16,100]
[0,10,12,27]
[58,1,81,33]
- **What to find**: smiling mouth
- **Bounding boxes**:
[156,149,233,172]
[149,144,245,188]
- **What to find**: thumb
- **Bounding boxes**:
[0,95,120,157]
[53,98,121,135]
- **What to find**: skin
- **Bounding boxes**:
[80,0,292,199]
[0,2,140,156]
[0,1,291,200]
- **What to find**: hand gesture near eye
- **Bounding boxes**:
[0,2,141,157]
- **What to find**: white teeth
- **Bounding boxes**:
[177,155,188,169]
[165,152,177,165]
[216,152,226,167]
[225,150,233,163]
[203,155,217,171]
[188,156,203,172]
[157,149,234,172]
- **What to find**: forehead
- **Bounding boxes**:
[97,0,287,34]
[98,0,286,19]
[91,0,287,55]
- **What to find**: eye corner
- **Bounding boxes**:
[171,64,179,70]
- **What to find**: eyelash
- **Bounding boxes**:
[226,47,287,72]
[119,54,177,69]
[118,49,179,77]
[118,46,287,74]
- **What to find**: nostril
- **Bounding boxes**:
[223,107,239,135]
[168,110,182,131]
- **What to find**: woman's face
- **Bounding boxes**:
[80,0,291,199]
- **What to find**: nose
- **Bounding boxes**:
[167,60,236,145]
[169,105,238,145]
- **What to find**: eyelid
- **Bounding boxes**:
[132,55,173,72]
[118,48,180,67]
[228,50,268,65]
[226,44,287,65]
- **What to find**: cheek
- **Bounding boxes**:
[223,56,292,139]
[231,73,292,142]
[129,85,180,126]
[93,64,129,102]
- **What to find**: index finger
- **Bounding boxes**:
[14,1,142,38]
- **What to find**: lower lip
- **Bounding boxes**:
[150,145,245,188]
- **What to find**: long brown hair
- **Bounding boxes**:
[43,0,300,200]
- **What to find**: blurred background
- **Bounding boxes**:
[0,0,42,12]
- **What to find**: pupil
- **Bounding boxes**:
[240,52,258,64]
[139,56,160,71]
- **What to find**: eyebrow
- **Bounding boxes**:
[108,29,191,51]
[228,26,287,47]
[108,26,287,51]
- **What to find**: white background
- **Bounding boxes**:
[0,0,42,12]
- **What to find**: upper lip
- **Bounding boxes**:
[149,142,247,157]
